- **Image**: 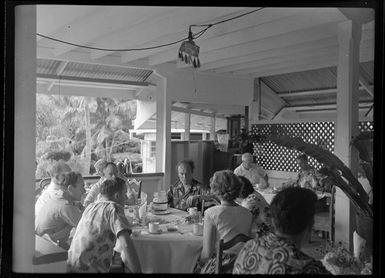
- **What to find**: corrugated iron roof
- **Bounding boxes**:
[37,58,153,83]
[262,62,374,94]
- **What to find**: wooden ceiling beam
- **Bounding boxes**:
[90,7,244,60]
[150,8,344,66]
[234,45,373,77]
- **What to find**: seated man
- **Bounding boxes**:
[167,159,215,211]
[234,153,269,189]
[233,187,330,274]
[35,161,84,249]
[67,178,142,273]
[84,162,138,208]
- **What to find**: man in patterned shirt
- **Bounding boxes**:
[167,159,216,211]
[67,178,142,273]
[233,187,330,274]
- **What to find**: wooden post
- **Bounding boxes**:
[155,73,171,190]
[249,78,262,128]
[184,112,190,141]
[334,20,361,252]
[210,115,216,140]
[14,5,36,272]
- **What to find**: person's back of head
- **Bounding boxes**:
[270,187,317,236]
[238,176,254,199]
[100,178,126,204]
[47,160,72,186]
[210,170,243,202]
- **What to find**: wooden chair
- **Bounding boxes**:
[128,178,142,199]
[313,186,336,241]
[215,233,252,274]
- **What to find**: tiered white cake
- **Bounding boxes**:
[152,191,168,212]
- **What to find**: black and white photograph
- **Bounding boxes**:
[2,1,383,275]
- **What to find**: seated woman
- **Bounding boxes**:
[196,170,253,274]
[233,187,330,274]
[236,176,271,237]
[167,159,216,211]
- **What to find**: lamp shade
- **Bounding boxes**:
[178,32,200,68]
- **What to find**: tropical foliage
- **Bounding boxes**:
[35,94,141,178]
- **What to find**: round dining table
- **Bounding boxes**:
[115,207,203,273]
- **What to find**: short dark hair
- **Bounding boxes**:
[64,171,83,187]
[176,159,194,173]
[100,177,126,198]
[210,170,243,202]
[238,176,254,198]
[296,154,308,162]
[270,187,317,235]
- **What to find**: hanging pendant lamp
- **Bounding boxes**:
[178,27,200,68]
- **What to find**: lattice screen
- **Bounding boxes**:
[251,121,373,171]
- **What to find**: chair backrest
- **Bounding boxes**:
[329,185,336,242]
[128,178,142,198]
[215,233,252,274]
[39,177,51,191]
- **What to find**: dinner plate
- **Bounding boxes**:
[152,210,171,215]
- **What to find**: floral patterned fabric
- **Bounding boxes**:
[167,179,204,210]
[195,252,238,274]
[233,232,330,274]
[67,200,132,273]
[241,191,272,235]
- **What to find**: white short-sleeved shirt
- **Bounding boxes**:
[234,164,267,185]
[67,200,132,273]
[35,182,82,246]
[204,205,252,253]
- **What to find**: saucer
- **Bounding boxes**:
[152,210,171,215]
[149,229,163,234]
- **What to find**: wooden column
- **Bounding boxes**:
[14,5,36,272]
[184,112,190,141]
[155,73,171,190]
[244,106,249,131]
[249,78,262,129]
[210,115,216,140]
[334,20,361,252]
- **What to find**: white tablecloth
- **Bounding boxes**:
[116,207,203,273]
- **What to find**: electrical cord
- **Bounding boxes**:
[36,7,265,52]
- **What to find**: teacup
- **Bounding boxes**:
[193,223,204,236]
[188,207,198,215]
[149,222,159,233]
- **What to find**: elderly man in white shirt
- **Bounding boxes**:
[234,153,269,189]
[35,161,84,249]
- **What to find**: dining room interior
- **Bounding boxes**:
[6,2,381,275]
